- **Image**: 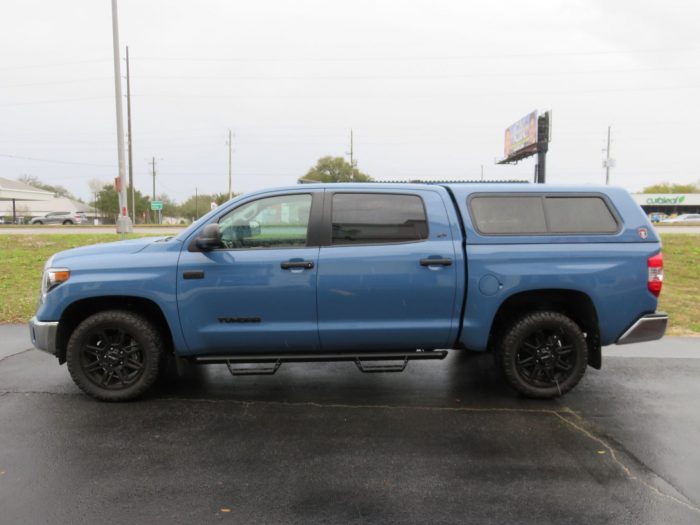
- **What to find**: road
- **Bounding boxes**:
[0,226,184,235]
[1,225,700,235]
[0,325,699,524]
[654,226,700,234]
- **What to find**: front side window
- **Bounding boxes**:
[331,193,428,245]
[218,193,312,249]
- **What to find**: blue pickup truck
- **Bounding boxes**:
[30,183,667,401]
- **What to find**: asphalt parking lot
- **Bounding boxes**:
[1,325,699,524]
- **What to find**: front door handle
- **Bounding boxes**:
[420,257,452,267]
[280,260,314,270]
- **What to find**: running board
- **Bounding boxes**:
[194,350,448,376]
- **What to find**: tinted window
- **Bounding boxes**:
[469,194,619,235]
[545,197,618,233]
[470,196,547,234]
[332,193,428,244]
[218,193,312,249]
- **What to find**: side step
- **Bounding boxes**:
[194,350,448,376]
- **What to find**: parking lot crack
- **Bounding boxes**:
[556,407,700,515]
[0,348,33,365]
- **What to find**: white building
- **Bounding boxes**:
[0,177,91,223]
[631,193,700,215]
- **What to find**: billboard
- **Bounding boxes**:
[504,110,538,158]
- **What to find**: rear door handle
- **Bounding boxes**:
[420,258,452,267]
[280,260,314,270]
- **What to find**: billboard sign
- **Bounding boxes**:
[504,110,538,158]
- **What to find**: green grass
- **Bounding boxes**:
[1,233,698,335]
[0,234,161,323]
[658,234,700,335]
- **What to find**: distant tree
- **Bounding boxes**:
[94,185,119,221]
[155,193,178,219]
[176,192,239,221]
[212,192,231,205]
[301,156,372,183]
[18,174,80,201]
[94,184,156,223]
[642,182,700,193]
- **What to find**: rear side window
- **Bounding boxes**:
[469,194,619,235]
[470,196,547,234]
[331,193,428,245]
[545,197,618,233]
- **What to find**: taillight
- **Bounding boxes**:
[648,252,663,297]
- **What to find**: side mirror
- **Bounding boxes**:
[195,223,223,251]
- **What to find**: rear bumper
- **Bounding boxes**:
[29,317,59,356]
[616,313,668,345]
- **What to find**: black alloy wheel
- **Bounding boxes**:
[80,328,145,389]
[67,310,163,401]
[498,311,588,399]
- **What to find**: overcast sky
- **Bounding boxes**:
[2,0,699,202]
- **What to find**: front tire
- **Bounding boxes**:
[498,311,588,399]
[66,310,163,401]
[62,220,73,225]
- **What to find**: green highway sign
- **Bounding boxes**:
[150,201,163,211]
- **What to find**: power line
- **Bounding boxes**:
[0,78,111,89]
[0,153,115,167]
[128,84,699,100]
[128,65,700,82]
[0,59,111,71]
[131,47,700,62]
[0,96,112,108]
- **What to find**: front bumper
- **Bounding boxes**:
[29,317,59,356]
[616,313,668,345]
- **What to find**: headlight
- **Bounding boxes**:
[40,267,70,302]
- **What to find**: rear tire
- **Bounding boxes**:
[34,220,43,225]
[497,311,588,399]
[66,310,163,401]
[62,220,73,225]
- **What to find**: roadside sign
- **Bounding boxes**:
[150,200,163,211]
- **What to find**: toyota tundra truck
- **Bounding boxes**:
[29,183,668,401]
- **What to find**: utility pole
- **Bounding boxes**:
[150,157,157,201]
[125,45,135,224]
[604,125,614,184]
[349,129,354,168]
[227,129,233,200]
[480,164,484,181]
[110,0,132,236]
[535,112,550,184]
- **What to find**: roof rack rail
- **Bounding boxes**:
[371,179,530,184]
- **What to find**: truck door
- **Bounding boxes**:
[317,189,459,351]
[177,192,322,355]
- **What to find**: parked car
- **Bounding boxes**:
[30,183,667,401]
[30,211,87,225]
[649,212,667,223]
[659,213,700,224]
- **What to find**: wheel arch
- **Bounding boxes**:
[56,296,174,364]
[488,289,602,369]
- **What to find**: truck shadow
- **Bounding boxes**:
[150,350,556,410]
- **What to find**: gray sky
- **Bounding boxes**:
[2,0,699,202]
